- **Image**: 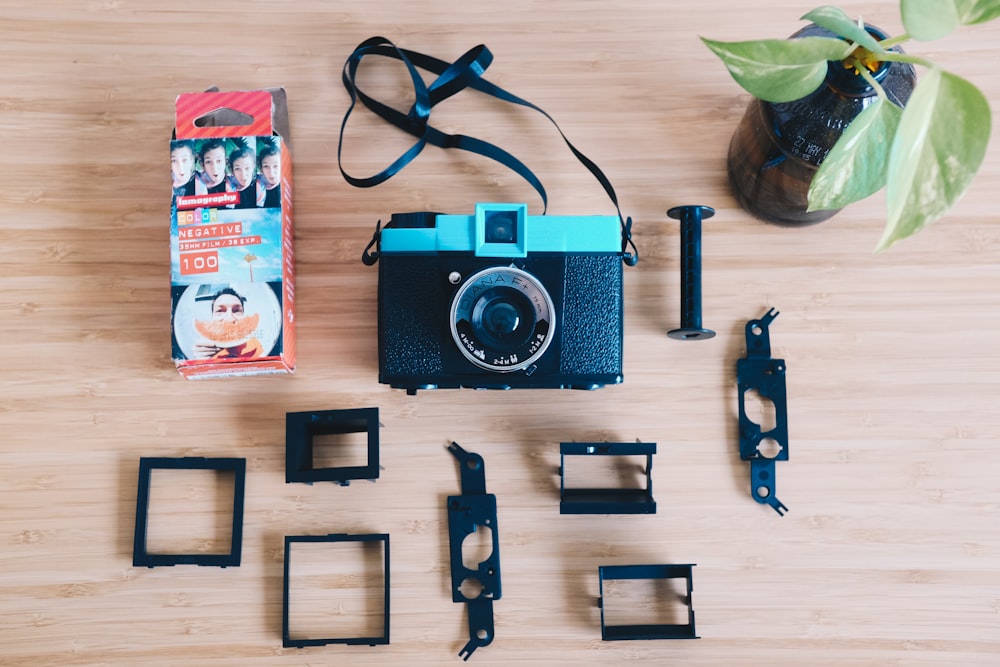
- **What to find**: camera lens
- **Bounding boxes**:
[483,301,519,337]
[473,292,534,349]
[450,266,555,373]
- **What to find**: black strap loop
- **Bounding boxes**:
[339,37,637,266]
[361,219,382,266]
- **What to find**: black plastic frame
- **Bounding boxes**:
[132,456,246,568]
[285,407,380,485]
[559,442,657,514]
[282,533,390,648]
[446,442,501,661]
[737,308,790,516]
[598,564,698,641]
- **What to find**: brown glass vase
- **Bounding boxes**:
[726,23,916,226]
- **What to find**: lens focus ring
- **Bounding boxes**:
[450,266,555,372]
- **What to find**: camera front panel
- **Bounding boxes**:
[377,255,447,380]
[560,253,624,377]
[378,252,623,391]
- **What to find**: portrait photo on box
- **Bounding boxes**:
[171,137,282,207]
[171,281,282,362]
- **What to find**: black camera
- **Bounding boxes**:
[375,203,625,393]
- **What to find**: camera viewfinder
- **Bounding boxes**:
[474,203,528,258]
[484,210,518,243]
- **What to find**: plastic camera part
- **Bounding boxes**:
[379,203,623,256]
[666,205,716,341]
[375,202,625,394]
[559,442,657,514]
[598,564,699,641]
[446,442,501,661]
[132,456,246,568]
[282,533,390,648]
[736,308,789,516]
[285,408,380,486]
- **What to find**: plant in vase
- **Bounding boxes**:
[702,2,999,250]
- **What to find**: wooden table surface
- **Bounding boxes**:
[3,1,1000,665]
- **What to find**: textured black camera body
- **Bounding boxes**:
[376,203,624,393]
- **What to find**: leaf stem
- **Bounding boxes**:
[850,57,889,102]
[876,51,934,69]
[878,33,911,49]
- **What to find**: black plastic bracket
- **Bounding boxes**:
[132,456,246,568]
[598,564,698,641]
[446,442,501,661]
[737,308,789,515]
[285,407,380,485]
[559,442,657,514]
[282,533,390,648]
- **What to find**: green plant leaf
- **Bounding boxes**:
[801,6,886,53]
[903,0,1000,39]
[902,0,961,40]
[701,36,852,102]
[807,98,902,211]
[955,0,1000,25]
[878,68,992,251]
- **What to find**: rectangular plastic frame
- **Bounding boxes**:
[132,456,246,568]
[560,442,656,514]
[285,408,379,485]
[282,533,390,648]
[598,564,698,641]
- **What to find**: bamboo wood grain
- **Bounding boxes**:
[2,1,1000,664]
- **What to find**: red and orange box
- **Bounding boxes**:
[169,88,295,378]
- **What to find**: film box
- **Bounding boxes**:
[169,88,295,378]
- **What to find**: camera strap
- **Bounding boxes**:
[338,36,638,267]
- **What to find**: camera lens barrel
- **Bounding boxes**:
[450,266,555,372]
